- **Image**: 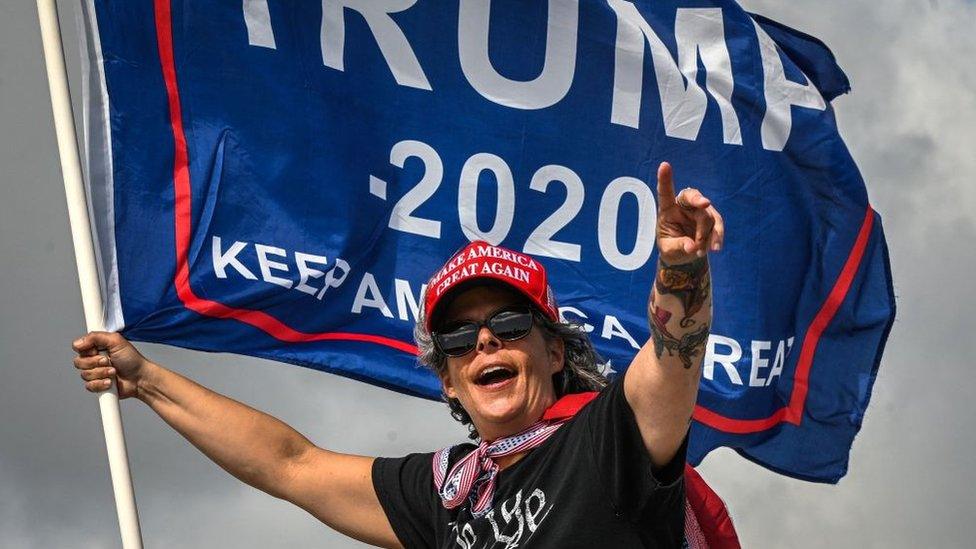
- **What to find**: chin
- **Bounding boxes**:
[467,388,537,435]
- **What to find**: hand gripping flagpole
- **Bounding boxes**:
[35,1,144,547]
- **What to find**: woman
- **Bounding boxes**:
[72,162,723,547]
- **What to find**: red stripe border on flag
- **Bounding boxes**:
[152,0,875,432]
[693,206,875,433]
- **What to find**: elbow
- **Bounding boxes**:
[251,438,317,501]
[275,441,345,506]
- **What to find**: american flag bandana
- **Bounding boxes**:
[432,418,570,517]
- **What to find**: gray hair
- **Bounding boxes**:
[414,306,608,440]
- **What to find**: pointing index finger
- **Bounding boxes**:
[657,162,676,211]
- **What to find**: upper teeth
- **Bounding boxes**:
[481,366,507,377]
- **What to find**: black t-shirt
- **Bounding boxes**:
[372,377,688,548]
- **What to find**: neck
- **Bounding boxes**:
[476,396,556,443]
[477,417,541,444]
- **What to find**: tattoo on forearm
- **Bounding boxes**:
[649,304,710,369]
[649,257,711,369]
[655,258,711,327]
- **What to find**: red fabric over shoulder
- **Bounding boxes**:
[542,391,599,421]
[684,465,741,549]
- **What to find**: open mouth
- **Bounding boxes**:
[475,365,517,386]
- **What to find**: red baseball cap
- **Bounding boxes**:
[423,241,559,331]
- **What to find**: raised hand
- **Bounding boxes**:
[655,162,724,265]
[624,163,725,470]
[648,161,723,365]
[71,332,152,399]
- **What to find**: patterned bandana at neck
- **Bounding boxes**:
[432,392,598,517]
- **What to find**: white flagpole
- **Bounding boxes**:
[36,0,144,547]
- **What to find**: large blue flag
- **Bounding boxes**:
[77,0,894,483]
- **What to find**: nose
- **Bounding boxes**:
[475,325,500,353]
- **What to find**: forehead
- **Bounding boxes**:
[442,284,525,321]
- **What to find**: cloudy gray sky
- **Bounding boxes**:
[2,1,974,547]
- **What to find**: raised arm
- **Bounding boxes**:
[71,332,402,548]
[623,162,723,469]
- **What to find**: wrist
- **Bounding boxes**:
[656,256,710,291]
[658,254,708,268]
[134,360,165,403]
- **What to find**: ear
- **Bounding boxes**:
[439,368,458,399]
[546,336,565,374]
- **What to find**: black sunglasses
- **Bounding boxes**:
[432,306,535,357]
